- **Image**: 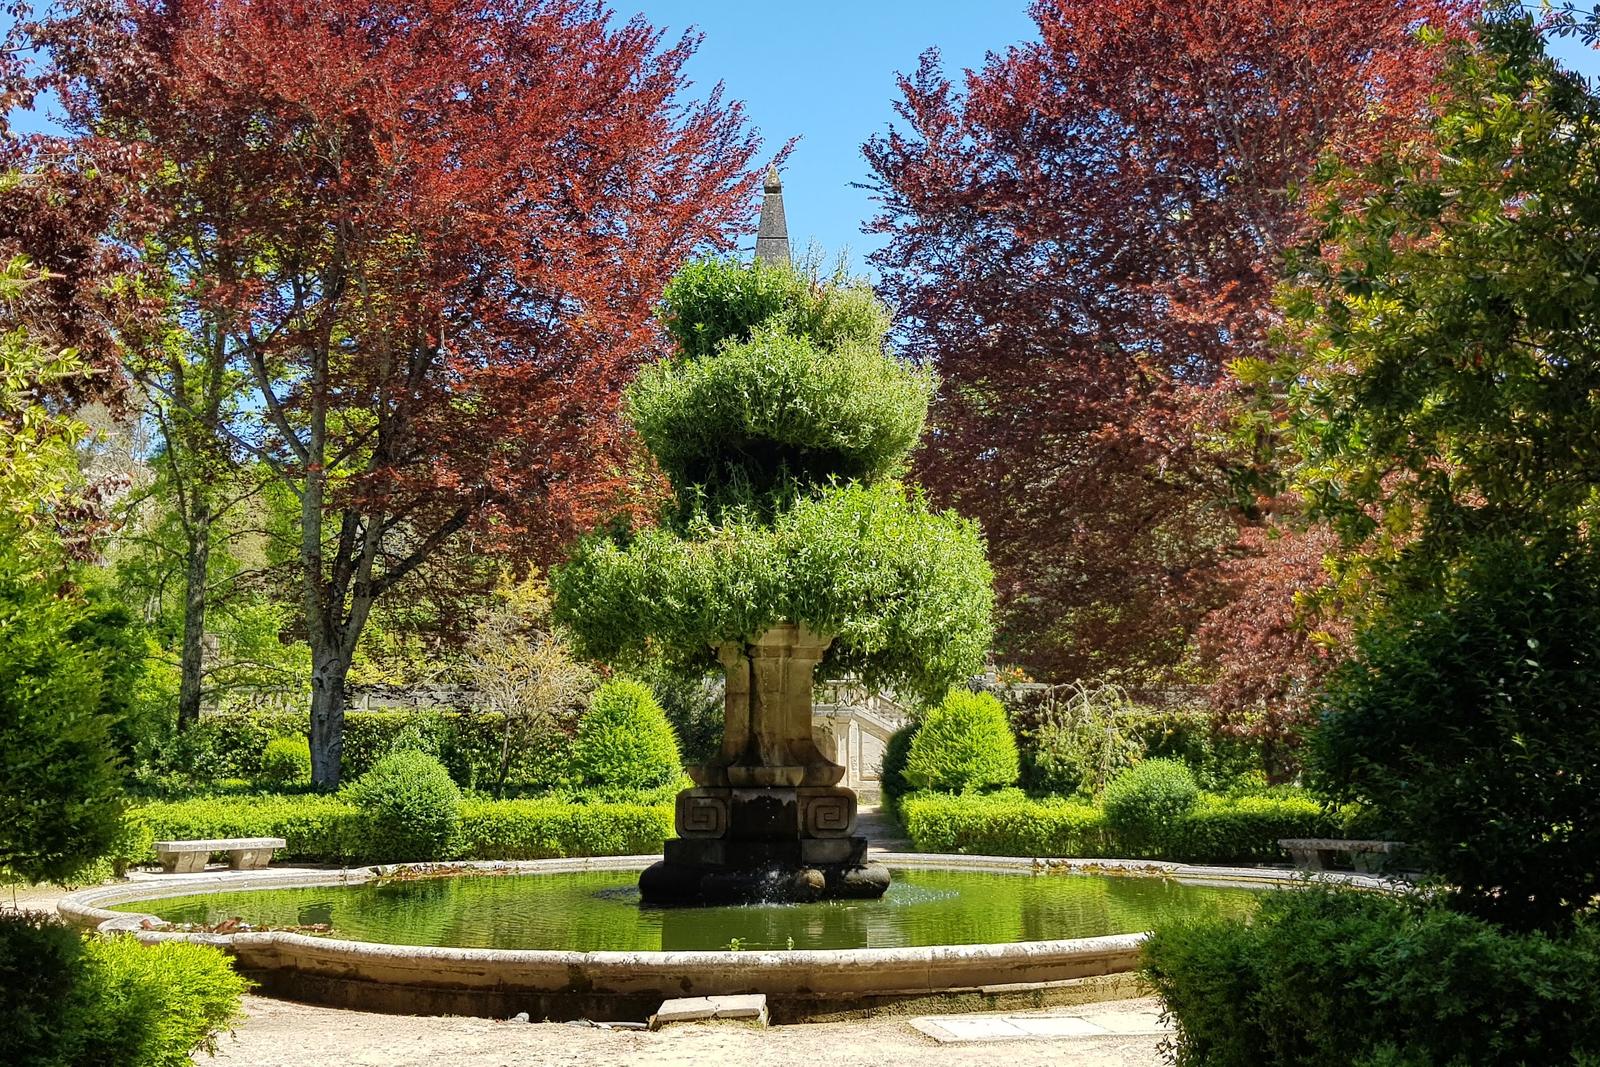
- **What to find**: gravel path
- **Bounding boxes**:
[201,994,1170,1067]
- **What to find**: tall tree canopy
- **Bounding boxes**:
[9,0,768,786]
[863,0,1472,685]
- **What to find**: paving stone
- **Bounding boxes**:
[1007,1016,1108,1037]
[650,994,768,1029]
[910,1009,1169,1044]
[1078,1011,1169,1035]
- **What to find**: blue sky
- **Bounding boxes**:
[619,1,1039,274]
[6,2,1598,277]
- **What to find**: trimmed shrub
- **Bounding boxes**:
[0,913,246,1067]
[899,789,1333,862]
[1101,759,1199,857]
[342,751,462,862]
[1143,889,1600,1067]
[132,794,672,866]
[904,690,1019,793]
[460,798,673,859]
[136,794,363,865]
[900,791,1106,856]
[257,736,311,788]
[1169,793,1337,865]
[569,679,682,798]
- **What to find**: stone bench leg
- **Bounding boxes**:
[228,847,274,871]
[1352,852,1387,875]
[1287,848,1323,870]
[158,849,209,874]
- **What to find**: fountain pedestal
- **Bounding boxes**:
[638,623,891,905]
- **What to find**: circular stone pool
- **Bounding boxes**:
[110,866,1264,953]
[62,854,1360,1021]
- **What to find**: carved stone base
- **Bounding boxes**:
[639,784,891,905]
[639,853,890,906]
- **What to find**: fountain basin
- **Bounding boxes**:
[58,854,1380,1021]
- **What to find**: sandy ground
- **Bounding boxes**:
[200,994,1170,1067]
[13,879,1169,1067]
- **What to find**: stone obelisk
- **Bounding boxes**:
[754,166,791,266]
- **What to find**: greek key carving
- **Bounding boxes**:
[676,791,729,838]
[800,790,855,838]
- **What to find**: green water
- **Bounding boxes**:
[116,869,1264,952]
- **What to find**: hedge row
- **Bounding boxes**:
[123,794,673,866]
[159,710,568,791]
[898,790,1341,864]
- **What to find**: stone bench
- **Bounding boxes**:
[153,838,286,874]
[1279,837,1402,874]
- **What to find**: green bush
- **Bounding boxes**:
[0,564,140,883]
[904,690,1019,793]
[257,736,311,788]
[0,913,246,1067]
[658,256,889,362]
[568,679,682,798]
[1101,759,1200,857]
[342,751,462,862]
[629,326,933,512]
[0,911,85,1066]
[879,723,915,807]
[1313,537,1600,929]
[149,709,568,795]
[900,791,1106,856]
[73,935,248,1066]
[1143,889,1600,1067]
[459,798,673,859]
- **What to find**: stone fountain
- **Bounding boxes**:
[641,624,890,904]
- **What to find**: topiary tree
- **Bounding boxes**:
[554,257,993,702]
[903,690,1019,793]
[342,750,461,862]
[568,678,682,799]
[1102,758,1200,857]
[554,252,993,903]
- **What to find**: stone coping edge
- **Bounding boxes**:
[55,854,1393,1014]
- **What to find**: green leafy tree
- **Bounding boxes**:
[1260,16,1600,579]
[0,255,137,883]
[554,258,994,702]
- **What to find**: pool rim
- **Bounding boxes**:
[56,854,1393,1019]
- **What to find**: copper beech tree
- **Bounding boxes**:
[13,0,768,786]
[863,0,1472,691]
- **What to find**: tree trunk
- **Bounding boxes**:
[308,647,352,791]
[174,503,213,733]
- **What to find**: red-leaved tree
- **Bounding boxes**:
[864,0,1472,691]
[14,0,767,786]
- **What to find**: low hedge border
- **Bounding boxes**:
[123,794,673,866]
[899,790,1345,865]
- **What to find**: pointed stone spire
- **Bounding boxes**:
[754,166,791,266]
